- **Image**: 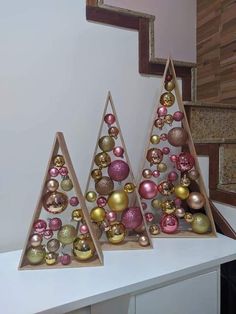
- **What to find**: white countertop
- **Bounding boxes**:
[1,234,236,314]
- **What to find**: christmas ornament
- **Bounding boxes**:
[139,180,158,199]
[98,135,115,152]
[158,181,174,196]
[191,213,211,234]
[94,152,111,168]
[86,191,97,202]
[47,238,60,252]
[164,80,175,91]
[91,168,102,181]
[59,166,68,176]
[33,219,47,234]
[160,92,175,107]
[157,162,168,173]
[60,254,71,265]
[146,148,163,164]
[152,170,160,178]
[161,200,176,214]
[145,212,154,223]
[45,252,58,265]
[48,218,62,231]
[121,207,143,229]
[168,171,178,182]
[69,196,79,206]
[29,233,42,247]
[176,152,195,172]
[175,207,185,218]
[91,222,102,239]
[73,236,95,261]
[160,214,179,234]
[57,225,77,245]
[150,135,160,144]
[160,133,167,141]
[43,191,68,214]
[151,199,161,209]
[49,167,59,177]
[154,118,164,129]
[138,235,150,247]
[108,160,130,182]
[180,175,191,187]
[60,177,73,191]
[106,222,126,244]
[165,73,173,81]
[26,246,46,265]
[162,147,170,155]
[142,169,152,179]
[107,190,129,212]
[104,113,115,125]
[108,126,119,138]
[149,224,160,235]
[134,223,146,233]
[173,111,184,121]
[174,185,189,200]
[124,182,135,193]
[187,192,205,210]
[167,127,188,147]
[106,211,117,222]
[157,106,167,117]
[97,196,107,207]
[188,169,199,181]
[43,229,53,240]
[46,179,59,192]
[90,206,106,222]
[53,155,65,167]
[113,146,124,158]
[95,176,114,195]
[71,209,83,221]
[164,114,173,125]
[184,212,194,223]
[80,224,89,234]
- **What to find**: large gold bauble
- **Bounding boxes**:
[95,176,114,195]
[60,177,73,191]
[151,199,161,209]
[124,182,135,193]
[46,179,59,192]
[138,235,150,247]
[26,246,46,265]
[91,168,102,181]
[188,169,199,181]
[57,225,77,245]
[157,162,167,173]
[90,207,106,222]
[174,185,189,200]
[191,213,211,234]
[187,192,205,210]
[53,155,65,167]
[43,191,68,214]
[45,252,58,265]
[98,136,115,152]
[164,80,175,91]
[160,92,175,107]
[162,200,176,214]
[94,152,111,168]
[73,236,95,260]
[72,209,83,221]
[149,224,160,235]
[86,191,97,202]
[150,135,160,145]
[106,222,126,244]
[108,190,129,212]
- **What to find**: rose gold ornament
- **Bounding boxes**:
[91,168,102,181]
[154,118,164,129]
[146,148,163,164]
[160,92,175,107]
[108,126,119,138]
[80,224,89,234]
[59,166,68,176]
[152,170,160,178]
[94,152,111,168]
[139,180,158,199]
[108,160,130,182]
[187,192,205,210]
[149,224,160,235]
[168,127,188,147]
[113,146,124,158]
[142,169,152,179]
[33,219,47,234]
[162,147,170,155]
[95,176,114,195]
[106,222,126,244]
[46,179,59,192]
[188,169,199,181]
[97,196,107,207]
[168,171,178,182]
[104,113,115,125]
[60,254,71,265]
[173,111,184,121]
[157,106,167,117]
[29,233,43,247]
[106,211,117,223]
[164,114,173,125]
[49,167,59,177]
[53,155,65,167]
[184,212,194,223]
[70,196,79,206]
[150,135,160,144]
[158,181,174,196]
[43,191,68,214]
[175,207,185,218]
[98,135,115,152]
[138,235,150,247]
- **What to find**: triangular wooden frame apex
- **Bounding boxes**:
[19,132,103,270]
[85,92,153,250]
[138,58,217,238]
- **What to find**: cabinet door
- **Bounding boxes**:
[136,270,219,314]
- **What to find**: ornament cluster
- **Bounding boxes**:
[138,73,212,236]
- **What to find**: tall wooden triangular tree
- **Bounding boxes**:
[85,92,153,250]
[138,58,216,237]
[19,132,103,270]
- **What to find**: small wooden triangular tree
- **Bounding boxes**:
[19,132,103,270]
[138,58,216,237]
[85,92,153,250]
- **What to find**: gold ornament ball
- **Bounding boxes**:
[90,206,106,222]
[73,236,95,261]
[164,114,174,125]
[184,212,194,223]
[124,182,135,193]
[108,190,129,212]
[60,177,73,191]
[95,176,114,195]
[47,238,60,252]
[106,222,126,244]
[108,126,119,138]
[180,175,191,187]
[174,185,190,200]
[91,168,102,181]
[45,252,58,265]
[175,207,185,218]
[46,179,59,192]
[43,191,68,214]
[94,152,111,168]
[57,224,77,245]
[53,155,65,167]
[188,169,200,181]
[98,136,115,152]
[138,235,150,247]
[165,80,175,91]
[150,135,160,145]
[26,246,46,265]
[142,169,152,179]
[151,199,161,209]
[29,233,42,247]
[187,192,205,210]
[72,209,83,221]
[191,213,211,234]
[149,224,160,236]
[162,200,176,214]
[86,191,97,202]
[160,92,175,107]
[157,162,168,173]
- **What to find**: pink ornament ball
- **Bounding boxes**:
[170,154,178,162]
[121,207,143,229]
[152,170,160,178]
[173,111,184,121]
[157,106,168,117]
[113,146,124,158]
[59,166,68,176]
[44,229,53,240]
[160,133,167,141]
[104,113,116,125]
[176,152,195,172]
[174,198,182,207]
[49,218,62,231]
[160,214,179,234]
[60,254,71,265]
[108,160,130,182]
[49,167,59,177]
[145,212,154,223]
[70,196,79,206]
[162,147,170,155]
[106,211,117,222]
[139,180,158,199]
[33,219,47,234]
[97,196,107,207]
[168,171,178,182]
[80,224,89,234]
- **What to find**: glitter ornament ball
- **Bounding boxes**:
[108,160,130,182]
[108,190,129,212]
[139,180,158,199]
[191,213,211,234]
[47,238,60,252]
[168,127,188,147]
[121,207,143,229]
[146,148,163,164]
[160,92,175,107]
[173,111,184,121]
[26,246,46,265]
[95,176,114,195]
[60,177,73,191]
[176,152,195,172]
[43,191,68,214]
[98,135,115,152]
[57,225,77,245]
[160,214,179,234]
[158,181,174,196]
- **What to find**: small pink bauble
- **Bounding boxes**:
[106,211,117,222]
[170,154,178,162]
[60,254,71,265]
[113,146,124,158]
[145,212,154,223]
[44,229,53,239]
[160,214,179,234]
[70,196,79,206]
[168,171,178,182]
[59,166,68,176]
[160,133,167,141]
[174,198,182,207]
[104,113,116,125]
[138,180,158,199]
[121,207,143,229]
[97,196,107,207]
[162,147,170,155]
[157,106,168,117]
[49,167,59,177]
[108,160,130,182]
[173,111,184,121]
[80,224,89,234]
[141,202,147,210]
[48,218,62,231]
[33,219,47,234]
[152,170,160,178]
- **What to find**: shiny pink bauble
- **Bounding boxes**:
[33,219,47,234]
[139,180,158,199]
[44,229,53,239]
[113,146,124,158]
[157,106,168,117]
[60,254,71,265]
[49,218,62,231]
[174,198,182,207]
[97,196,107,207]
[162,147,170,155]
[108,160,130,182]
[49,167,59,177]
[59,166,68,176]
[106,211,117,222]
[152,170,160,178]
[70,196,79,206]
[160,133,167,141]
[170,154,178,162]
[145,212,154,223]
[176,152,195,172]
[168,171,178,182]
[80,224,89,234]
[173,111,184,121]
[121,207,143,229]
[160,214,179,234]
[141,202,147,210]
[104,113,116,125]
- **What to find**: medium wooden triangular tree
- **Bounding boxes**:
[19,132,103,270]
[138,58,216,237]
[85,92,153,250]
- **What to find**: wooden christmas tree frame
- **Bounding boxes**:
[138,58,217,238]
[19,132,103,270]
[85,92,153,250]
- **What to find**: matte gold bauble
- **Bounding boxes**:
[167,127,188,147]
[46,179,59,192]
[184,212,194,223]
[45,252,58,265]
[150,135,160,145]
[95,176,114,195]
[60,177,73,191]
[138,235,150,247]
[94,152,111,168]
[107,190,129,212]
[124,182,135,193]
[188,169,199,181]
[160,92,175,107]
[47,238,60,252]
[191,213,211,234]
[165,80,175,91]
[151,199,161,209]
[149,224,160,235]
[92,222,102,240]
[157,162,167,173]
[180,175,191,187]
[106,222,126,244]
[98,136,115,152]
[162,200,176,214]
[26,246,46,265]
[57,225,77,245]
[142,169,152,179]
[91,168,102,181]
[73,236,95,260]
[175,207,185,218]
[72,209,83,221]
[174,185,189,200]
[86,191,97,202]
[53,155,65,167]
[29,233,42,247]
[187,192,205,210]
[43,191,68,214]
[90,206,106,222]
